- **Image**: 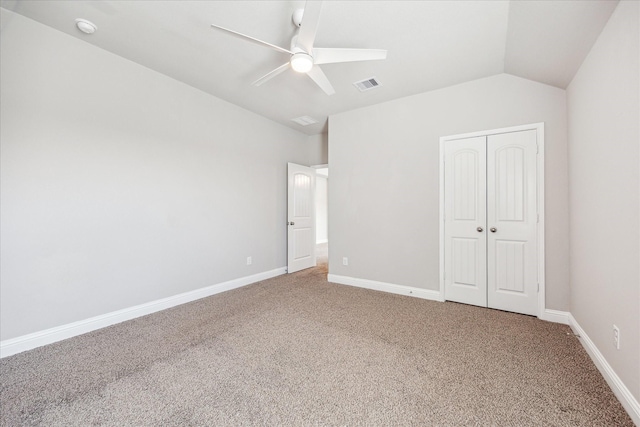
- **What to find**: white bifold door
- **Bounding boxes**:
[287,163,316,273]
[443,129,538,316]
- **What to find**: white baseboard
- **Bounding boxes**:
[569,314,640,425]
[327,274,444,302]
[0,267,286,359]
[538,308,570,324]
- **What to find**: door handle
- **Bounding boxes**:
[490,227,497,233]
[477,227,483,232]
[288,221,295,226]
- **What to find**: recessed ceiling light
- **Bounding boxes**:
[75,19,97,35]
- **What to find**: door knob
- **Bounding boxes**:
[490,227,497,233]
[477,227,483,232]
[288,221,295,226]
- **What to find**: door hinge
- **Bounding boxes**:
[537,283,540,292]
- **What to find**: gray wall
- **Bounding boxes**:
[0,11,323,340]
[567,0,639,401]
[308,133,329,165]
[328,73,570,311]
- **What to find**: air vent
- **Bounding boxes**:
[353,77,381,92]
[291,116,318,126]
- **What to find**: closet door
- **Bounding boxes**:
[443,136,487,308]
[486,130,538,316]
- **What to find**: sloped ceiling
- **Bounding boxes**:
[0,1,618,135]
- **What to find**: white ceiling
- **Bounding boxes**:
[0,1,618,135]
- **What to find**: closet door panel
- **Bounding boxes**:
[487,130,538,316]
[443,136,487,308]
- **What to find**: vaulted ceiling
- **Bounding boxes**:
[0,1,618,135]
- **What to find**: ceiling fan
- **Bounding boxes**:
[210,1,387,95]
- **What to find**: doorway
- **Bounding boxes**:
[286,163,328,274]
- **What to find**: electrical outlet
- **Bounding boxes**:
[246,256,252,266]
[613,325,620,350]
[342,257,348,266]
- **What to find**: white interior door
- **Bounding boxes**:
[287,163,316,273]
[443,136,487,307]
[487,130,538,315]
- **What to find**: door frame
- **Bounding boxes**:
[439,122,547,319]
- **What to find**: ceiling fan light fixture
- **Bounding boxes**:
[290,52,313,73]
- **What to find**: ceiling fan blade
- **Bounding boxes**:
[210,24,293,55]
[251,63,290,86]
[297,0,322,53]
[307,65,335,95]
[312,48,388,65]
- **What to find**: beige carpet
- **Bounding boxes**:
[0,258,633,426]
